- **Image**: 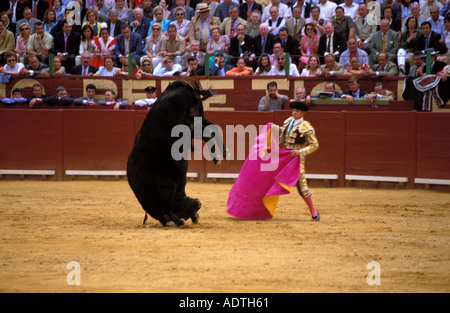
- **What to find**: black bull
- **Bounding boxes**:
[127,80,228,226]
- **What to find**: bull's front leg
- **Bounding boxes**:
[198,118,229,168]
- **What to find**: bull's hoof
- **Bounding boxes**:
[191,213,200,224]
[164,219,187,227]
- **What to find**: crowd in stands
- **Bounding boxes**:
[1,0,450,109]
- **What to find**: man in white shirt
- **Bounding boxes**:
[261,0,292,22]
[339,0,358,19]
[153,56,183,76]
[318,0,337,22]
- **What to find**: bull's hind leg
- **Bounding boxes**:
[157,185,187,227]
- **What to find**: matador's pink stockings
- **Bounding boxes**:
[303,195,318,217]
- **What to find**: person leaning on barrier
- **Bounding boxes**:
[341,75,368,104]
[319,53,344,77]
[1,88,28,105]
[19,55,48,77]
[291,86,312,106]
[27,83,49,108]
[46,86,74,106]
[98,89,129,110]
[74,83,101,106]
[365,52,398,77]
[365,82,395,103]
[258,80,289,111]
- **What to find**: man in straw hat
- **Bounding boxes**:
[189,3,221,52]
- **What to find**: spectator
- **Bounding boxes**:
[416,21,446,54]
[268,51,300,76]
[53,19,81,72]
[73,83,101,106]
[129,7,151,39]
[27,83,49,107]
[269,41,291,65]
[209,52,233,76]
[343,55,366,77]
[189,3,221,52]
[318,21,346,60]
[305,5,325,37]
[298,23,318,66]
[206,26,230,57]
[398,16,421,75]
[71,52,98,76]
[1,11,15,34]
[134,0,153,20]
[195,0,219,17]
[53,0,65,22]
[91,27,116,68]
[291,86,312,106]
[215,0,239,22]
[300,55,321,77]
[26,22,53,65]
[318,0,337,22]
[321,81,342,98]
[370,19,399,63]
[420,0,442,20]
[170,0,194,21]
[115,24,144,67]
[401,3,426,33]
[258,80,289,111]
[441,15,450,55]
[339,0,358,19]
[42,9,57,33]
[239,0,263,22]
[149,6,170,35]
[264,5,285,36]
[229,23,253,66]
[41,55,66,75]
[0,0,25,25]
[276,27,299,66]
[381,0,402,23]
[144,22,164,69]
[365,82,395,102]
[158,0,172,21]
[261,0,292,22]
[427,5,445,37]
[160,24,185,65]
[244,10,262,38]
[15,7,40,37]
[253,53,274,75]
[354,3,377,52]
[181,40,205,69]
[221,6,247,38]
[179,56,205,76]
[319,54,344,77]
[226,57,253,75]
[365,52,398,77]
[134,86,157,107]
[20,54,48,76]
[116,0,131,23]
[77,24,95,65]
[341,76,368,104]
[93,0,112,23]
[383,5,402,32]
[103,89,129,110]
[170,7,190,43]
[83,9,102,37]
[0,20,16,59]
[46,86,74,105]
[332,6,354,43]
[135,56,154,79]
[94,55,120,76]
[0,52,24,75]
[25,0,49,21]
[408,51,425,78]
[1,88,27,105]
[106,9,124,38]
[286,6,306,42]
[339,38,369,69]
[252,23,275,59]
[153,55,182,76]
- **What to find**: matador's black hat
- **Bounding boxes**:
[289,101,309,111]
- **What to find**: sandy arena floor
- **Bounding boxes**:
[0,180,449,293]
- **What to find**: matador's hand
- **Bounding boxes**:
[291,149,300,158]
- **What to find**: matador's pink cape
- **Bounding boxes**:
[226,123,300,220]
